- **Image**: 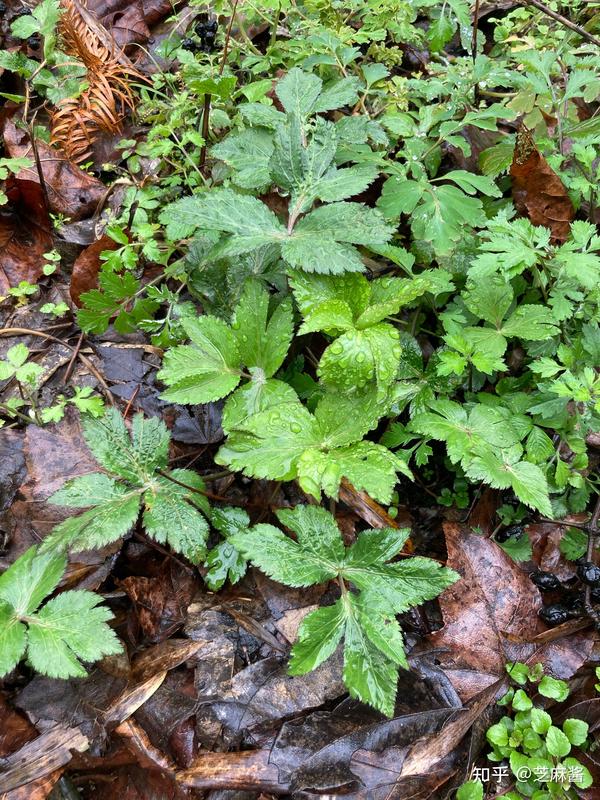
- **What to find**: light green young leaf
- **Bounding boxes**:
[158,314,242,404]
[545,725,571,758]
[204,506,250,590]
[0,547,66,617]
[27,590,121,679]
[0,601,26,677]
[43,491,142,552]
[232,281,293,377]
[0,548,120,679]
[222,379,298,432]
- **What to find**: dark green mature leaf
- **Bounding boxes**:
[143,470,210,564]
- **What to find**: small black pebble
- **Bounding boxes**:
[28,33,41,48]
[577,561,600,586]
[539,604,570,626]
[591,586,600,603]
[495,524,524,543]
[0,2,7,14]
[530,570,561,591]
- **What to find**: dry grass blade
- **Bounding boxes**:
[50,0,142,163]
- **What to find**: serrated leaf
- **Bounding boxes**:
[352,591,408,668]
[289,601,346,673]
[211,128,274,189]
[466,451,552,516]
[204,540,248,591]
[276,68,322,117]
[342,606,398,717]
[443,170,502,197]
[313,76,360,112]
[236,505,457,716]
[43,491,142,552]
[158,314,242,404]
[315,165,378,203]
[0,601,26,677]
[217,400,321,480]
[232,281,293,376]
[0,547,66,615]
[343,556,459,615]
[501,305,558,341]
[297,441,409,504]
[80,408,139,482]
[27,590,121,679]
[143,471,209,564]
[222,379,298,432]
[229,522,339,586]
[159,189,286,249]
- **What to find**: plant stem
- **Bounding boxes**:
[520,0,600,48]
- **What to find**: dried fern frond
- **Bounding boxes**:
[50,0,142,163]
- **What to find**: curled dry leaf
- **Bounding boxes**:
[428,523,593,701]
[510,126,574,242]
[51,0,143,163]
[70,232,120,306]
[0,177,52,296]
[3,118,105,219]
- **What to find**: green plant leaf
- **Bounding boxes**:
[276,67,322,117]
[27,590,121,679]
[289,600,346,673]
[0,547,120,679]
[211,128,274,189]
[232,281,293,377]
[545,725,571,758]
[143,470,210,564]
[562,718,588,746]
[158,314,242,404]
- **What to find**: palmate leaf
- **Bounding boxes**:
[232,280,293,378]
[466,450,553,516]
[143,470,210,565]
[81,409,170,484]
[159,281,293,407]
[26,590,121,679]
[0,547,121,679]
[217,389,407,502]
[234,505,458,716]
[161,187,392,276]
[378,178,486,255]
[158,314,242,405]
[45,410,212,562]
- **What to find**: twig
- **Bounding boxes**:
[583,494,600,623]
[0,328,114,404]
[62,331,84,385]
[199,0,239,169]
[200,0,238,168]
[157,469,247,506]
[520,0,600,48]
[472,0,481,63]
